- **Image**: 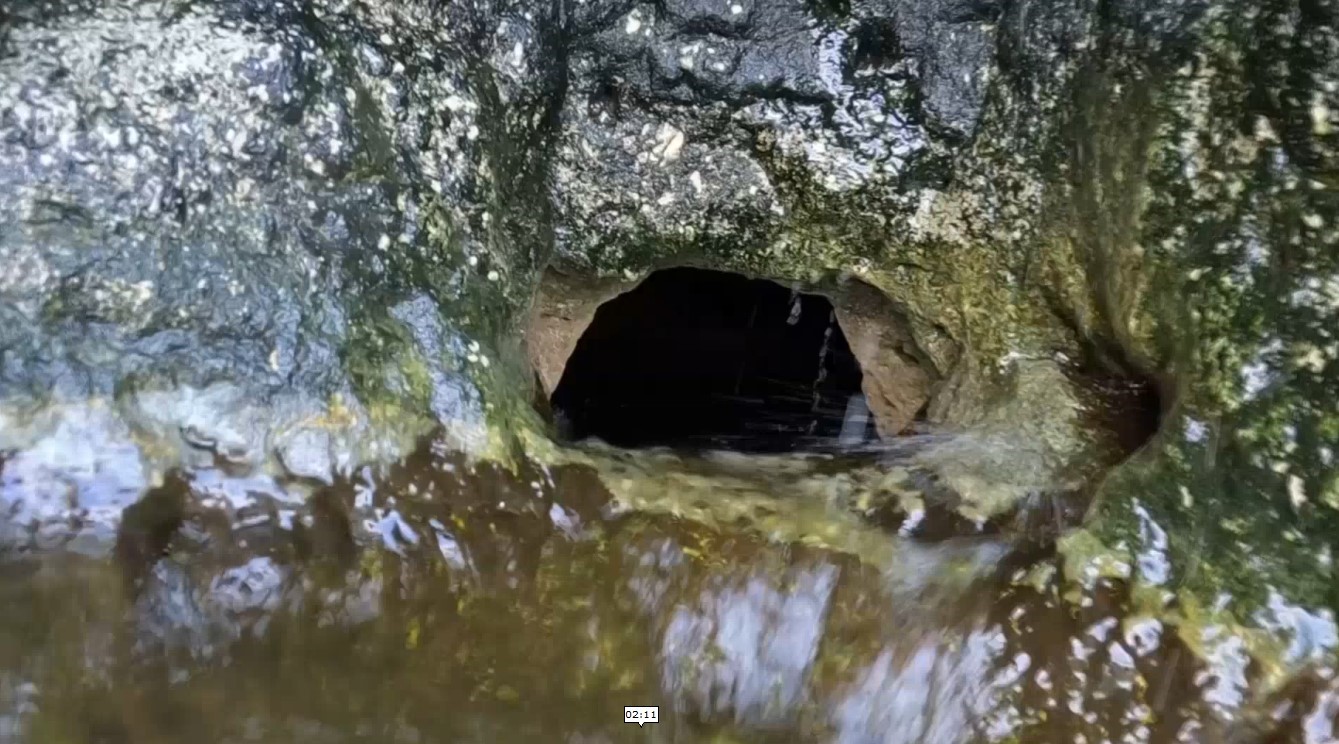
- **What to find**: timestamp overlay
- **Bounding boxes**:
[623,706,659,726]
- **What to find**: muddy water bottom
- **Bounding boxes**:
[0,434,1249,742]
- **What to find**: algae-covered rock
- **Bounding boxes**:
[1058,0,1339,655]
[0,0,557,550]
[541,0,1339,669]
[0,0,1110,553]
[2,0,1338,731]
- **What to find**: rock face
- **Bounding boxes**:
[540,0,1096,459]
[526,268,635,396]
[831,279,938,437]
[0,0,1087,553]
[0,0,556,549]
[1,0,1338,723]
[553,0,996,271]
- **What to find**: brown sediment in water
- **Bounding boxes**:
[2,426,1326,742]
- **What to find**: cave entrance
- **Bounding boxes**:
[548,268,871,452]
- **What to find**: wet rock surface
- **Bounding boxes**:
[551,0,995,270]
[0,0,1122,552]
[0,0,1337,740]
[1,0,537,548]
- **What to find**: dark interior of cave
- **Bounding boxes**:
[549,267,870,452]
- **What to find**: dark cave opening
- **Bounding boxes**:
[549,267,871,452]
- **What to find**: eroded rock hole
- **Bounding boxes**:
[1071,362,1167,464]
[549,268,874,451]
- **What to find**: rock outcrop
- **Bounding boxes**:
[1,0,1338,731]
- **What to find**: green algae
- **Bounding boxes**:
[1061,0,1339,620]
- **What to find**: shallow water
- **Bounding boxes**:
[0,432,1333,743]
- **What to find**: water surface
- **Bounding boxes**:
[0,433,1330,743]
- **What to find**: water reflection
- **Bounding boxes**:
[0,432,1333,742]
